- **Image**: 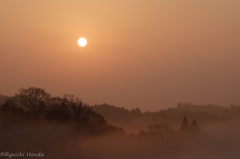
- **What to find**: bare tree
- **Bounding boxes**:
[15,87,51,114]
[63,94,83,123]
[72,102,83,124]
[46,96,71,121]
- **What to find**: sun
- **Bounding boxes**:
[78,38,87,47]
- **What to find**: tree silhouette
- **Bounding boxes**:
[1,87,119,134]
[190,120,201,133]
[14,87,50,115]
[46,97,71,121]
[81,106,106,124]
[2,97,24,113]
[63,94,83,124]
[180,116,189,132]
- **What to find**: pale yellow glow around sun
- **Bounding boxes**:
[78,38,87,47]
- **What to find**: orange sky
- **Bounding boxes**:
[1,0,240,111]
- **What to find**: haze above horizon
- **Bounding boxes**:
[1,0,240,111]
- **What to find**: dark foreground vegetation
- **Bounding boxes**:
[1,87,240,159]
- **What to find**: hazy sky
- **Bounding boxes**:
[1,0,240,111]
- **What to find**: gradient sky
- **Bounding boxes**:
[1,0,240,111]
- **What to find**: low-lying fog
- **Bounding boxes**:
[1,113,240,159]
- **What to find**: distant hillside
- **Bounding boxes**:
[92,103,240,133]
[92,104,142,122]
[92,103,143,133]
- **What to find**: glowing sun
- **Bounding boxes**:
[78,38,87,47]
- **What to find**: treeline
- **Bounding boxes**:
[0,87,124,135]
[92,103,240,131]
[92,104,142,123]
[0,94,9,105]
